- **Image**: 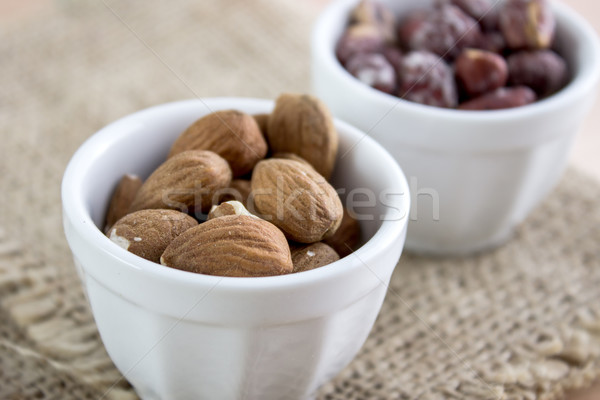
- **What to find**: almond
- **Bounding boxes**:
[108,209,198,263]
[291,242,340,273]
[160,215,293,277]
[104,174,142,233]
[271,152,311,166]
[208,201,256,220]
[323,207,362,257]
[129,150,231,215]
[168,110,267,177]
[253,113,270,138]
[251,158,343,243]
[267,94,339,179]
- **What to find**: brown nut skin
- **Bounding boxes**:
[478,31,506,54]
[382,45,403,73]
[168,110,267,177]
[160,215,293,277]
[336,24,385,66]
[458,86,537,110]
[455,48,508,97]
[439,0,500,31]
[129,150,232,215]
[108,209,198,263]
[218,179,252,207]
[253,113,270,139]
[398,51,458,108]
[251,159,343,244]
[104,174,142,233]
[507,50,568,97]
[349,0,397,43]
[397,9,428,50]
[291,242,340,273]
[323,207,362,258]
[399,5,482,59]
[499,0,555,50]
[267,93,339,180]
[271,152,311,166]
[346,52,397,95]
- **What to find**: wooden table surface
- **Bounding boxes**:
[1,0,598,399]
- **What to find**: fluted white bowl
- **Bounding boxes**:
[312,0,600,255]
[62,98,410,400]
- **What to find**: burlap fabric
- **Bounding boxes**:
[1,1,599,399]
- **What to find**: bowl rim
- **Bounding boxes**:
[62,97,410,293]
[312,0,600,122]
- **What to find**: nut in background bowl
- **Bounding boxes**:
[312,0,600,255]
[61,98,410,400]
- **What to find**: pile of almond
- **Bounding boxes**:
[104,94,361,277]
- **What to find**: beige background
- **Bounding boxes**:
[0,0,597,178]
[0,0,598,399]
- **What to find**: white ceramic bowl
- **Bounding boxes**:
[62,98,410,400]
[312,0,600,255]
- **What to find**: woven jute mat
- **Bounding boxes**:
[1,1,599,399]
